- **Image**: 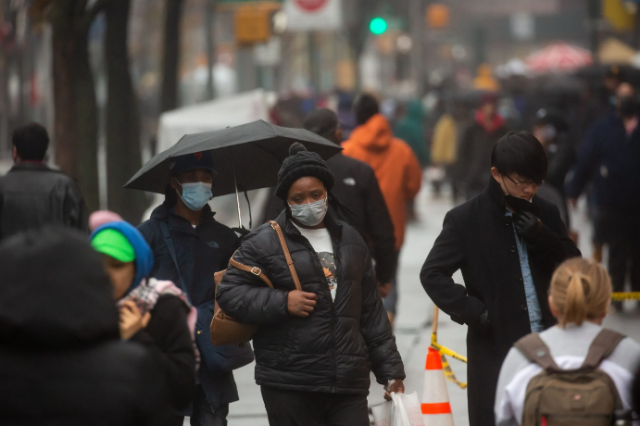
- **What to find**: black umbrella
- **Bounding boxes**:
[124,120,342,227]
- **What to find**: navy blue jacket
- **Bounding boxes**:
[138,201,240,407]
[568,113,640,209]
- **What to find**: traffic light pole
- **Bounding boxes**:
[410,0,424,96]
[205,0,216,100]
[588,0,599,59]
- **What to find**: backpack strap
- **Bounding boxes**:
[268,220,302,291]
[159,221,191,304]
[581,329,625,369]
[514,333,561,371]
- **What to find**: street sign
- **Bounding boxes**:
[294,0,327,11]
[426,4,450,29]
[510,12,534,41]
[220,0,281,3]
[235,6,271,44]
[284,0,342,31]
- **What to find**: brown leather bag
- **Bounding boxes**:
[210,221,302,345]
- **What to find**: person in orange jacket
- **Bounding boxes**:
[342,94,423,322]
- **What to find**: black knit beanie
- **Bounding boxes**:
[275,143,335,200]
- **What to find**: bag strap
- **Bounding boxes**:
[581,329,625,369]
[514,333,560,371]
[159,221,191,302]
[268,220,302,291]
[229,255,273,289]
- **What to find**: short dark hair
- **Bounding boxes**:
[354,93,379,125]
[304,108,339,143]
[491,132,548,185]
[12,123,50,161]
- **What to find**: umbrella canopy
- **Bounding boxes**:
[124,120,342,196]
[526,42,593,74]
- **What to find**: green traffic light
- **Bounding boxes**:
[369,17,388,35]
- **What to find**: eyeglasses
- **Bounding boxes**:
[504,174,538,190]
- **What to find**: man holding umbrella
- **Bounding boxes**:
[126,121,343,425]
[138,151,241,426]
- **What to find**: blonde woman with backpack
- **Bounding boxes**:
[495,258,640,426]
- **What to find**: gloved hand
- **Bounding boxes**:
[479,310,489,327]
[514,211,542,242]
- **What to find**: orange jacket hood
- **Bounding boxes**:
[348,114,393,152]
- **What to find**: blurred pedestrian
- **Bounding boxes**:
[495,258,640,426]
[532,109,577,230]
[430,107,458,198]
[567,82,640,309]
[91,217,196,425]
[262,108,397,297]
[394,100,428,167]
[421,132,580,426]
[0,123,87,240]
[138,152,246,426]
[457,93,508,200]
[0,227,170,425]
[532,109,575,198]
[342,94,422,323]
[217,143,405,426]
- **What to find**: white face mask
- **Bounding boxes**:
[289,198,328,227]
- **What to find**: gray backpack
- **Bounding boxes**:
[514,329,625,426]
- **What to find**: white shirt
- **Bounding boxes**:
[292,222,338,301]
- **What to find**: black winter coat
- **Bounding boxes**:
[420,178,581,426]
[138,202,240,407]
[0,227,170,426]
[262,153,397,282]
[567,112,640,209]
[544,133,576,198]
[130,294,196,411]
[0,163,88,240]
[217,211,405,394]
[457,122,508,195]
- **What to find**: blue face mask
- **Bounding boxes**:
[175,180,213,211]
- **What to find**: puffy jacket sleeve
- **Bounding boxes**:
[216,233,290,326]
[421,212,487,328]
[360,247,405,383]
[134,350,173,426]
[130,295,196,411]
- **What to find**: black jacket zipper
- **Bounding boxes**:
[295,233,340,392]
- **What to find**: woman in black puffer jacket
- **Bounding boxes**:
[216,143,405,426]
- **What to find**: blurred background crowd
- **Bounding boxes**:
[1,0,640,241]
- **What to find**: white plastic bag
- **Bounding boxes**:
[391,392,426,426]
[371,401,393,426]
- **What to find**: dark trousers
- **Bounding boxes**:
[261,386,369,426]
[382,250,401,316]
[169,385,229,426]
[603,208,640,293]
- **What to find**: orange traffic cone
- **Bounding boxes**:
[422,347,454,426]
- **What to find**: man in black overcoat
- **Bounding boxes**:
[421,132,581,426]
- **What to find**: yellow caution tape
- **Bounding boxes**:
[440,353,468,389]
[611,292,640,301]
[431,340,468,364]
[431,332,468,389]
